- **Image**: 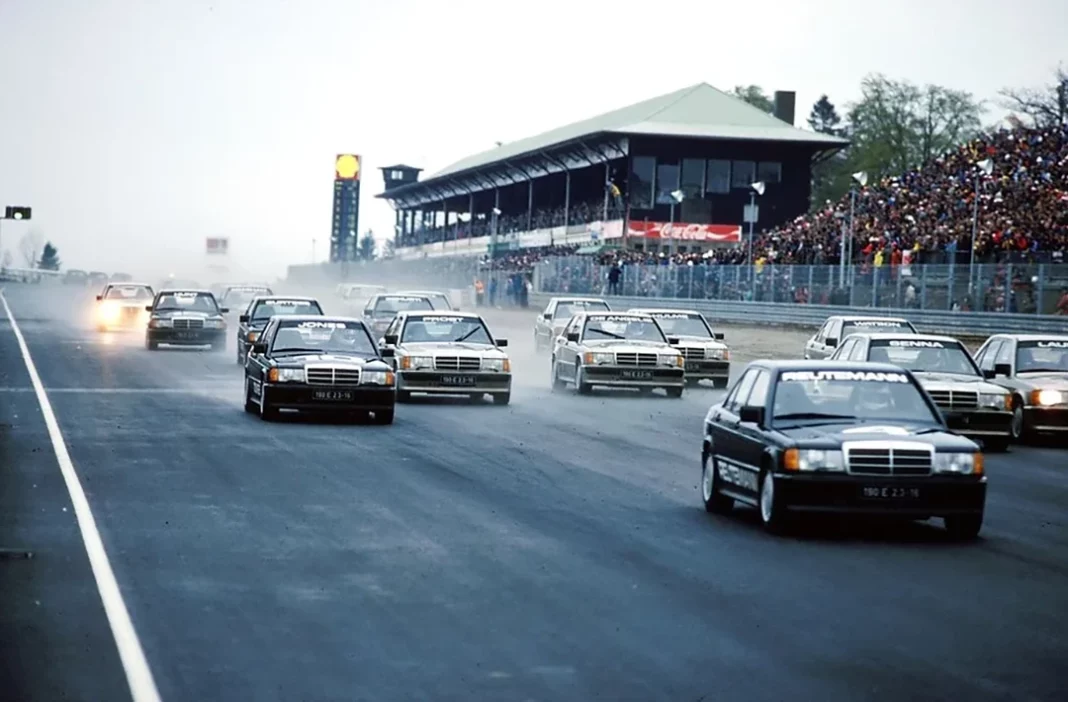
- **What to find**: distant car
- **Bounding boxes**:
[392,289,454,311]
[534,296,611,352]
[627,308,729,387]
[88,271,110,288]
[337,284,388,312]
[219,284,273,314]
[236,295,324,364]
[829,332,1013,451]
[700,360,986,539]
[110,273,134,282]
[144,289,229,351]
[380,310,511,404]
[64,269,89,286]
[804,315,918,360]
[243,316,396,423]
[973,333,1068,441]
[362,293,435,337]
[94,282,155,331]
[550,311,685,396]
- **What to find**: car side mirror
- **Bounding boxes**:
[994,363,1012,377]
[380,347,395,358]
[566,332,580,343]
[739,405,764,425]
[542,312,552,320]
[495,338,508,347]
[95,295,102,301]
[219,307,229,314]
[667,336,680,345]
[239,314,249,323]
[144,305,154,312]
[252,343,268,355]
[982,368,996,379]
[383,334,398,345]
[713,332,725,340]
[825,338,838,347]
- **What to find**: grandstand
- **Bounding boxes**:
[376,83,847,260]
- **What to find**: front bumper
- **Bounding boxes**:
[1023,405,1068,433]
[264,384,396,411]
[682,359,729,380]
[584,365,685,387]
[774,473,987,517]
[941,409,1012,438]
[147,328,226,345]
[398,371,511,394]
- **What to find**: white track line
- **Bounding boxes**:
[0,292,162,702]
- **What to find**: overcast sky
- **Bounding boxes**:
[0,0,1064,281]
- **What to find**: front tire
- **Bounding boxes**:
[492,392,511,406]
[244,378,257,414]
[701,448,733,514]
[1010,397,1030,442]
[759,471,791,535]
[259,387,279,421]
[145,338,158,350]
[944,513,983,540]
[983,437,1010,453]
[550,359,566,392]
[666,386,684,398]
[373,408,395,425]
[576,366,592,395]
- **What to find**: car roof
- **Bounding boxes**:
[374,293,432,300]
[991,333,1068,342]
[628,307,702,315]
[249,294,319,303]
[751,359,919,374]
[833,315,913,323]
[104,281,153,288]
[551,296,608,303]
[584,311,654,318]
[844,332,963,344]
[270,315,365,324]
[394,289,447,295]
[399,310,480,318]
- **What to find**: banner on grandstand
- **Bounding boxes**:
[627,221,741,243]
[206,237,229,255]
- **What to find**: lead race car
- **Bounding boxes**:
[362,293,436,337]
[235,295,324,364]
[244,316,396,423]
[627,307,729,387]
[94,282,155,331]
[701,360,986,539]
[550,311,685,396]
[144,289,229,350]
[380,310,512,404]
[973,333,1068,441]
[829,333,1013,451]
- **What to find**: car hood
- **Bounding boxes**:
[1014,373,1068,390]
[400,342,504,356]
[913,372,1003,394]
[670,336,727,350]
[274,353,387,367]
[152,310,218,319]
[774,421,975,450]
[583,340,673,353]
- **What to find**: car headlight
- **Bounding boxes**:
[979,393,1010,409]
[707,348,727,360]
[483,358,509,372]
[361,370,395,386]
[399,356,433,370]
[98,302,121,322]
[933,452,983,475]
[206,318,226,329]
[247,331,259,342]
[783,448,846,472]
[660,353,684,367]
[583,351,614,364]
[1030,389,1065,407]
[268,367,304,383]
[149,317,173,328]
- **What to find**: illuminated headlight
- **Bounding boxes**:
[1033,389,1065,407]
[149,317,173,328]
[205,318,226,329]
[660,353,684,367]
[247,331,259,342]
[788,449,846,472]
[979,393,1010,409]
[707,348,727,360]
[933,452,982,475]
[583,351,614,364]
[271,367,304,383]
[361,370,395,386]
[483,357,509,372]
[400,356,433,370]
[98,303,121,322]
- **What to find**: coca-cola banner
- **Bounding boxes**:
[627,221,742,242]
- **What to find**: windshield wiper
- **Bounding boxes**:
[773,412,856,421]
[453,327,484,343]
[587,329,625,340]
[1018,368,1066,374]
[272,348,325,354]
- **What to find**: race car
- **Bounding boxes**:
[973,333,1068,441]
[828,333,1013,451]
[94,282,155,331]
[88,271,110,289]
[243,316,396,423]
[144,289,229,350]
[627,307,729,387]
[110,272,134,282]
[550,311,685,396]
[804,315,918,359]
[533,296,611,352]
[700,360,986,539]
[63,269,89,286]
[337,284,388,312]
[235,295,324,364]
[392,289,454,311]
[219,284,273,316]
[362,293,435,337]
[381,310,511,404]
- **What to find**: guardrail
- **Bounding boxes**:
[526,292,1068,337]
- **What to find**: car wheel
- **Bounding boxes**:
[943,513,983,540]
[666,386,684,398]
[686,378,702,387]
[550,359,566,392]
[244,378,257,414]
[701,448,733,514]
[145,338,158,350]
[373,408,395,425]
[712,378,729,389]
[983,437,1010,453]
[759,470,790,535]
[396,390,412,403]
[576,366,592,395]
[259,387,279,421]
[492,392,510,406]
[1010,397,1029,442]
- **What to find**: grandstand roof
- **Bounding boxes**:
[431,82,848,180]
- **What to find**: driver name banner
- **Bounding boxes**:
[649,312,695,320]
[851,320,907,327]
[261,299,304,306]
[296,320,350,330]
[413,316,467,324]
[886,340,946,348]
[592,315,654,323]
[1036,340,1068,349]
[782,370,910,383]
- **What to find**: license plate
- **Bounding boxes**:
[441,375,476,386]
[685,361,701,371]
[860,486,920,500]
[173,331,198,340]
[313,390,354,401]
[621,370,653,380]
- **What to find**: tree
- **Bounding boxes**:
[358,230,376,260]
[18,229,44,268]
[998,65,1068,128]
[846,73,983,178]
[807,95,852,207]
[382,237,396,259]
[808,95,845,136]
[730,85,773,112]
[38,242,61,270]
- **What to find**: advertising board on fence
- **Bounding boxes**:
[627,221,742,243]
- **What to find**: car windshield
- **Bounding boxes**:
[154,292,219,313]
[252,300,323,321]
[373,297,433,317]
[271,320,376,355]
[224,288,270,306]
[1016,340,1068,373]
[582,316,665,342]
[555,301,609,319]
[772,370,939,424]
[104,285,153,300]
[842,320,916,336]
[865,339,978,376]
[401,316,493,344]
[646,313,711,338]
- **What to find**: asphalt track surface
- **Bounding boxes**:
[1,284,1066,702]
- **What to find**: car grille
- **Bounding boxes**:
[615,352,659,366]
[845,446,933,476]
[434,356,481,371]
[173,318,204,330]
[679,347,706,360]
[306,366,362,385]
[927,389,979,410]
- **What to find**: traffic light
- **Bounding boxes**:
[3,206,31,220]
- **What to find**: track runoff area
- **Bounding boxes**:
[0,283,1065,702]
